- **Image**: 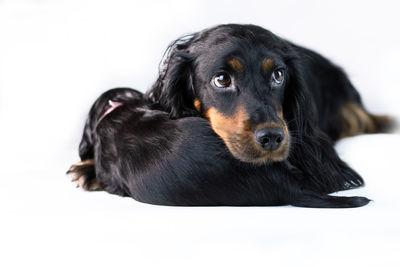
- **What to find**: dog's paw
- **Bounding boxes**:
[66,160,103,191]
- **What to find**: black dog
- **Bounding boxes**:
[68,24,393,208]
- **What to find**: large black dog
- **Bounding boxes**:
[68,24,393,208]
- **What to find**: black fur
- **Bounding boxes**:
[69,88,369,207]
[68,24,392,208]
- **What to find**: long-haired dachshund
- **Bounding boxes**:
[68,24,394,208]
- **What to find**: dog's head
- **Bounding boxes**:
[148,24,313,164]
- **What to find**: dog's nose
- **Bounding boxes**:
[255,128,285,150]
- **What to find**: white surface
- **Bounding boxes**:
[1,1,399,266]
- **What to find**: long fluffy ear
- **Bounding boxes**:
[146,35,198,119]
[283,56,364,193]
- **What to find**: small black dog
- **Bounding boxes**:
[68,24,393,208]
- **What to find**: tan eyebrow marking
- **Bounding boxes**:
[228,58,244,72]
[193,98,201,112]
[262,58,274,72]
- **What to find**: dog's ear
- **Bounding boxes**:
[146,35,197,119]
[283,58,318,135]
[283,56,364,193]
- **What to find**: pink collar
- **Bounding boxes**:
[99,100,123,121]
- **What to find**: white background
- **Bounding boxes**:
[1,0,399,266]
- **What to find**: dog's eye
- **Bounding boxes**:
[213,73,232,88]
[272,69,284,85]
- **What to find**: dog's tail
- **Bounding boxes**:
[340,102,398,138]
[291,192,371,208]
[67,88,143,190]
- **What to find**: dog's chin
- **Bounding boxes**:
[225,140,290,164]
